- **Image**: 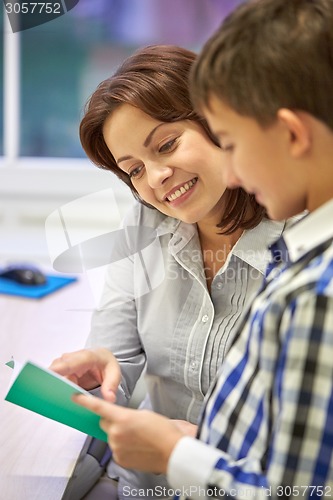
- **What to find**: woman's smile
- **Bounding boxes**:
[164,177,198,203]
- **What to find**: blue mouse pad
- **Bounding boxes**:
[0,274,77,299]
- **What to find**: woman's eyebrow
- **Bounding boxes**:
[143,123,166,148]
[117,123,167,164]
[117,155,133,165]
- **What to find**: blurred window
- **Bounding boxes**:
[1,0,245,160]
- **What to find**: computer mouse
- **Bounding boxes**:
[0,265,47,286]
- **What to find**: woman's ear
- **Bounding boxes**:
[277,108,312,157]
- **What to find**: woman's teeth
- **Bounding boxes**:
[167,178,197,202]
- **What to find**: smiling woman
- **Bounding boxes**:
[49,44,291,499]
[80,45,264,232]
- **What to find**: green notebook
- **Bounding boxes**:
[5,360,107,442]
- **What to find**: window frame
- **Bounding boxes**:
[1,11,113,200]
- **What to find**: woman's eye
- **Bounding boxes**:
[221,143,234,153]
[128,164,144,180]
[158,138,178,153]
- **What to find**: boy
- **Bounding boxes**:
[75,0,333,497]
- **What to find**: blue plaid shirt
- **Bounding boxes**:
[169,199,333,499]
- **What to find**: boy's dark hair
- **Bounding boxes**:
[80,44,266,234]
[190,0,333,130]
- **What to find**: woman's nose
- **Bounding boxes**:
[146,162,173,188]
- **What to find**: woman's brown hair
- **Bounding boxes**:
[80,44,266,233]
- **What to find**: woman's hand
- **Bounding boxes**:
[49,348,121,402]
[73,394,184,474]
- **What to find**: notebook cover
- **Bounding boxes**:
[5,360,107,442]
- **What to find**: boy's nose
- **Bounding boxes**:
[222,163,241,189]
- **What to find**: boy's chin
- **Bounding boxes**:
[266,206,296,221]
[252,199,287,221]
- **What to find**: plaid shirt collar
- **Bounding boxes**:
[270,199,333,266]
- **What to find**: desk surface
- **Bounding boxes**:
[0,275,95,500]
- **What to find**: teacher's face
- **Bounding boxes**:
[103,104,228,225]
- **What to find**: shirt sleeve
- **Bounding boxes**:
[167,438,267,500]
[167,291,333,499]
[168,437,225,497]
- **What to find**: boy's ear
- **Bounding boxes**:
[277,108,311,157]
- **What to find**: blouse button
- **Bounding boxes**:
[201,314,209,323]
[216,282,223,289]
